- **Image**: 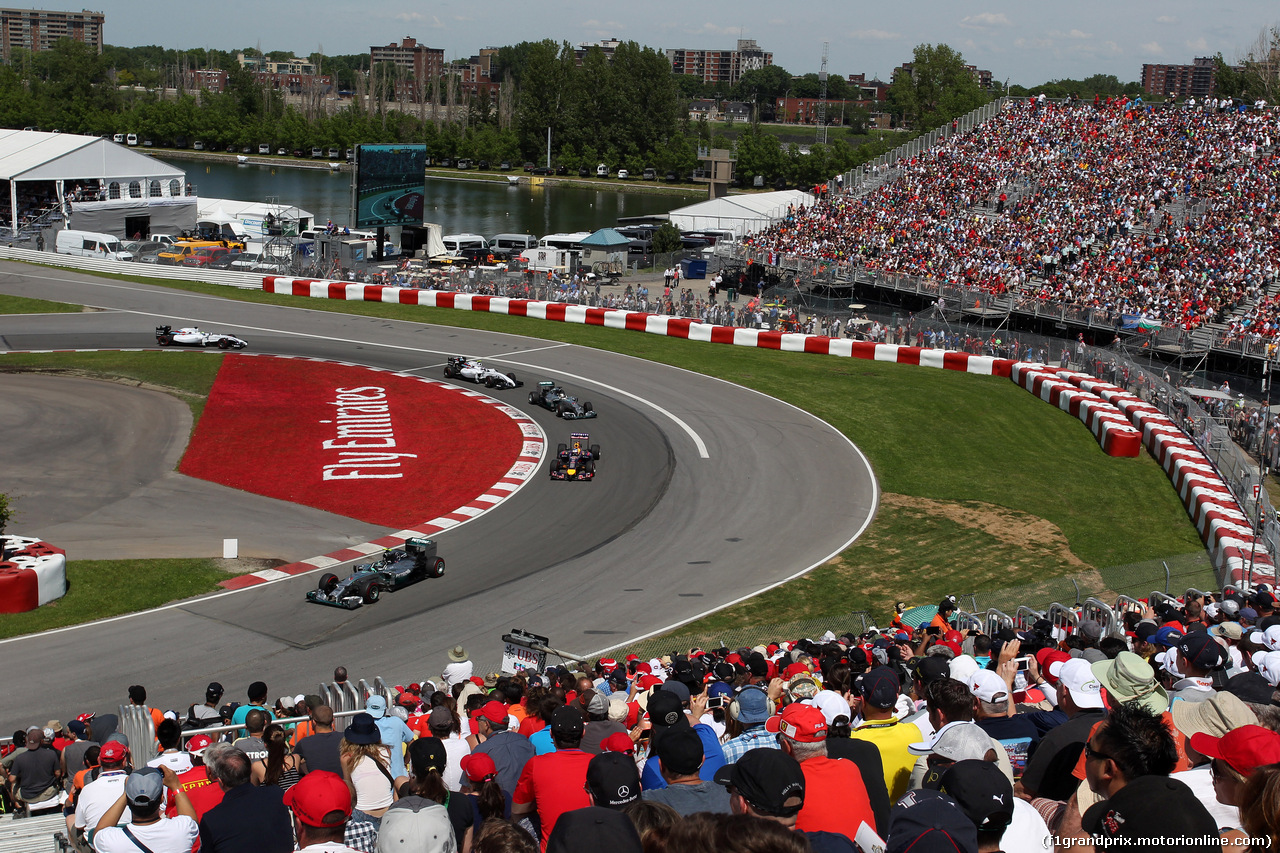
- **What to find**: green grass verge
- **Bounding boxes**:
[4,264,1208,633]
[0,293,83,313]
[0,558,232,639]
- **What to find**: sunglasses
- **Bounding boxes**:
[1084,741,1113,763]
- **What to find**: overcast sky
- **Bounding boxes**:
[91,0,1277,85]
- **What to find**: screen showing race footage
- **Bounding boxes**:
[353,144,427,228]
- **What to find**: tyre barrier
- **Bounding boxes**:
[0,536,67,613]
[258,277,1273,587]
[1009,363,1141,458]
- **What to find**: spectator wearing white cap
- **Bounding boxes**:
[1016,659,1106,802]
[967,669,1039,780]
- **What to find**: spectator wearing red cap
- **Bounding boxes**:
[74,739,131,844]
[471,701,534,797]
[769,702,875,842]
[460,752,511,827]
[850,667,922,802]
[283,770,362,852]
[512,707,593,849]
[170,736,225,822]
[1191,724,1280,823]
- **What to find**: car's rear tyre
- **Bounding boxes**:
[157,336,171,346]
[429,558,446,578]
[583,401,594,413]
[319,573,339,593]
[363,583,381,604]
[443,365,456,378]
[590,444,601,459]
[557,443,567,455]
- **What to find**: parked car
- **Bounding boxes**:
[617,169,629,180]
[643,168,657,181]
[277,148,287,155]
[311,147,323,158]
[477,160,490,170]
[258,144,270,155]
[328,147,340,159]
[293,149,304,157]
[499,161,512,171]
[522,162,536,172]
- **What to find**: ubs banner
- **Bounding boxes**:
[180,355,525,528]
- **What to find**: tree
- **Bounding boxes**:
[733,65,792,113]
[652,223,682,254]
[886,43,989,130]
[0,492,12,533]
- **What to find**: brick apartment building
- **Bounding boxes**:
[0,6,103,63]
[371,37,445,86]
[667,38,772,86]
[1141,57,1218,98]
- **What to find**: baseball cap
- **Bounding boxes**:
[600,732,635,755]
[459,752,497,783]
[967,669,1009,704]
[586,752,641,809]
[646,690,685,728]
[1077,619,1103,642]
[1250,625,1280,651]
[1190,724,1280,777]
[859,666,901,709]
[124,768,165,811]
[551,706,585,739]
[1224,671,1280,705]
[206,682,224,702]
[469,701,508,724]
[364,695,388,719]
[284,770,352,828]
[911,656,952,685]
[713,748,806,818]
[811,690,852,726]
[1080,775,1217,846]
[185,734,214,757]
[908,721,996,762]
[929,760,1014,833]
[545,807,643,853]
[653,724,704,775]
[887,789,978,853]
[1176,631,1226,671]
[1057,658,1104,709]
[730,686,770,725]
[949,654,980,683]
[1036,649,1072,685]
[586,691,610,716]
[100,740,128,763]
[660,680,691,703]
[1254,650,1280,687]
[764,703,828,743]
[1210,622,1244,641]
[1153,625,1184,648]
[407,737,447,776]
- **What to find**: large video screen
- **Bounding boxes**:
[353,144,427,228]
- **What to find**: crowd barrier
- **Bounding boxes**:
[259,275,1276,590]
[0,535,67,613]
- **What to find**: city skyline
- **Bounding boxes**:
[76,0,1278,86]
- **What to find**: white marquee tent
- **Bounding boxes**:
[0,130,185,234]
[666,190,816,238]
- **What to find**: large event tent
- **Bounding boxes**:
[666,190,815,238]
[0,130,185,234]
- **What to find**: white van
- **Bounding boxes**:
[126,133,138,146]
[55,229,134,261]
[112,133,125,144]
[490,233,537,258]
[441,233,489,254]
[258,144,270,155]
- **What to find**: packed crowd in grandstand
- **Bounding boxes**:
[745,97,1280,339]
[4,587,1280,852]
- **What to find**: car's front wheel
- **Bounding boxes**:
[218,339,231,349]
[319,573,339,593]
[363,583,381,604]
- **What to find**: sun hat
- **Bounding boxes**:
[343,713,381,745]
[448,645,468,662]
[1172,690,1256,743]
[1091,651,1169,713]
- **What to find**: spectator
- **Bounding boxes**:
[819,695,891,838]
[1190,725,1280,834]
[91,766,197,853]
[233,708,269,763]
[146,720,191,775]
[127,686,164,731]
[471,701,534,797]
[585,752,640,811]
[396,737,474,851]
[850,666,922,801]
[198,744,293,853]
[1079,775,1220,852]
[366,695,415,780]
[444,646,474,689]
[966,669,1039,779]
[719,686,778,762]
[886,789,977,853]
[423,706,469,792]
[1162,630,1227,703]
[8,726,61,810]
[61,718,93,793]
[171,736,224,822]
[768,702,874,841]
[295,706,344,776]
[231,681,273,737]
[544,806,642,853]
[929,759,1049,852]
[340,713,403,829]
[638,686,725,790]
[909,721,1005,791]
[283,770,365,853]
[334,667,349,686]
[1239,764,1280,851]
[512,707,592,848]
[252,723,303,790]
[75,740,131,845]
[186,682,224,728]
[1017,659,1106,801]
[289,694,326,747]
[460,752,512,824]
[473,818,537,853]
[1170,690,1258,829]
[640,725,729,815]
[714,747,856,853]
[581,691,627,755]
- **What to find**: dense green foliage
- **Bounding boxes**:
[886,44,991,131]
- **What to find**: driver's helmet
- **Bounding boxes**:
[553,387,564,395]
[572,441,581,453]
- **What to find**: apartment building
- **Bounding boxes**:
[0,6,103,62]
[667,39,772,86]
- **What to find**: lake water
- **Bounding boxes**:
[162,157,701,237]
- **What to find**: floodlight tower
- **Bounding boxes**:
[816,42,829,144]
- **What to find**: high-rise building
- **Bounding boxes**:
[371,37,445,84]
[0,7,103,62]
[1141,57,1218,98]
[667,39,772,86]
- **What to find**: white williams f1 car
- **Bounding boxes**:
[155,325,248,349]
[443,356,523,389]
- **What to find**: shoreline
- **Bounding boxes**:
[151,148,707,198]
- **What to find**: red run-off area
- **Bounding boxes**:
[179,355,524,529]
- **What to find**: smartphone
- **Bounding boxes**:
[925,626,942,636]
[707,696,726,709]
[1016,656,1032,672]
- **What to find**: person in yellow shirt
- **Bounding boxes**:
[849,666,921,801]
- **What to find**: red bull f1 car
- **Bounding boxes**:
[550,432,601,481]
[306,538,444,609]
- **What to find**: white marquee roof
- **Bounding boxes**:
[0,130,184,183]
[667,190,816,238]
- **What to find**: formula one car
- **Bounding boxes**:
[443,356,523,389]
[306,538,445,610]
[550,432,601,481]
[155,325,248,349]
[529,381,596,419]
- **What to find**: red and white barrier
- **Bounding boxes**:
[1054,370,1274,585]
[1010,363,1141,457]
[0,536,67,612]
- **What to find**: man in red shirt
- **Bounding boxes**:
[772,703,876,842]
[512,707,592,850]
[169,736,226,823]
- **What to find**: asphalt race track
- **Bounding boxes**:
[0,261,878,723]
